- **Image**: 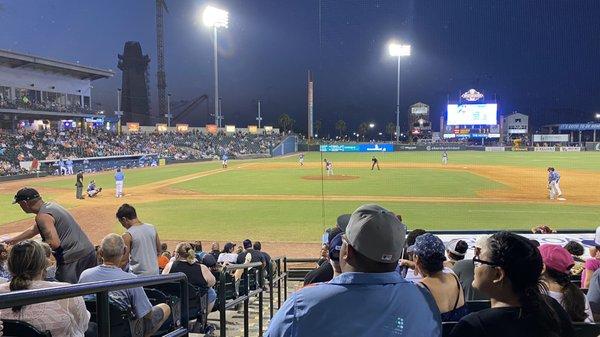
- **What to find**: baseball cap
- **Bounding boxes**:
[224,242,236,252]
[336,214,351,232]
[412,233,446,262]
[345,204,406,263]
[243,239,252,249]
[581,226,600,247]
[328,233,343,262]
[539,244,574,274]
[446,239,468,257]
[12,187,40,204]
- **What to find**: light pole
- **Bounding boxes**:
[115,88,123,135]
[166,93,172,127]
[202,5,229,127]
[388,42,411,143]
[256,99,263,129]
[594,113,600,142]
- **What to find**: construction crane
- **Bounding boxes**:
[156,0,168,123]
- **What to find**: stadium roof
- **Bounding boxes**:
[0,49,114,80]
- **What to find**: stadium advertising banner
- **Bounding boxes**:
[248,125,258,134]
[560,147,582,152]
[485,146,506,152]
[126,122,140,132]
[176,124,189,132]
[533,134,569,142]
[264,126,273,134]
[534,147,556,152]
[206,124,218,135]
[225,125,236,133]
[156,123,168,132]
[447,103,498,125]
[320,144,394,152]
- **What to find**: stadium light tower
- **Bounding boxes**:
[202,5,229,127]
[388,42,411,143]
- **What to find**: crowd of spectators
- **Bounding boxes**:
[0,96,94,115]
[0,128,283,176]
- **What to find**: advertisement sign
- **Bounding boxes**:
[534,147,556,152]
[447,103,498,125]
[320,144,394,152]
[225,125,236,133]
[425,145,464,151]
[206,124,218,135]
[176,124,189,132]
[585,142,600,151]
[533,134,569,142]
[126,122,140,132]
[155,124,168,132]
[248,125,258,134]
[485,147,506,152]
[560,147,582,152]
[264,126,273,133]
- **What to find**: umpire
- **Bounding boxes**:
[75,170,84,199]
[5,187,97,283]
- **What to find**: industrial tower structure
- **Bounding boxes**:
[117,42,151,125]
[156,0,168,123]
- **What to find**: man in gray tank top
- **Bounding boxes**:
[5,187,97,283]
[116,203,161,276]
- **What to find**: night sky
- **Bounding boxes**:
[1,0,599,134]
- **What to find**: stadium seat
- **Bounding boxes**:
[1,319,52,337]
[442,321,457,337]
[152,282,208,332]
[213,270,238,309]
[573,323,600,337]
[465,300,491,312]
[144,287,182,336]
[85,297,144,337]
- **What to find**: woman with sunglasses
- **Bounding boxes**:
[450,231,573,337]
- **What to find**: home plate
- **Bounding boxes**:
[557,197,566,201]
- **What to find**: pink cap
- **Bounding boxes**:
[539,244,574,274]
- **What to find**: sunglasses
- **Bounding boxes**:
[473,257,499,268]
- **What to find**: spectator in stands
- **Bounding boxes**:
[449,231,573,337]
[116,204,161,276]
[217,242,238,264]
[398,228,428,282]
[582,228,600,288]
[5,188,96,283]
[316,243,328,266]
[40,242,57,281]
[0,243,11,281]
[564,241,585,277]
[445,239,468,268]
[266,204,441,337]
[158,251,170,271]
[253,241,272,276]
[452,235,490,301]
[304,227,342,286]
[163,242,217,312]
[539,244,593,322]
[413,233,468,322]
[0,240,91,336]
[234,239,265,281]
[209,242,220,261]
[79,234,170,337]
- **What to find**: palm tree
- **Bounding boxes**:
[277,114,295,133]
[358,122,369,141]
[335,120,347,137]
[386,122,396,141]
[314,119,322,137]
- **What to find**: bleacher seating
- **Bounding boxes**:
[85,298,144,337]
[152,282,209,333]
[144,287,182,336]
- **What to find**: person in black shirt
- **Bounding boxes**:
[304,228,343,286]
[449,231,573,337]
[253,241,272,277]
[371,156,380,170]
[75,170,84,199]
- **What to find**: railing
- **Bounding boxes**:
[0,273,190,337]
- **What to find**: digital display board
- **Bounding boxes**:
[320,144,394,152]
[447,104,497,125]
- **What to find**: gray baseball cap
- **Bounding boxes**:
[345,204,406,263]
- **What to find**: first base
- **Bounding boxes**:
[557,197,566,201]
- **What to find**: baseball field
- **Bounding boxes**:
[1,151,600,256]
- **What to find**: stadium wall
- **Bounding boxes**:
[272,135,298,157]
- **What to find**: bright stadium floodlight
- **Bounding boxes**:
[202,6,229,28]
[388,43,411,57]
[369,123,375,128]
[596,113,600,120]
[388,42,411,142]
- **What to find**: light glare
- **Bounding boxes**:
[388,43,411,57]
[202,6,229,28]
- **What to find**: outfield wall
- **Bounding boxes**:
[299,143,597,152]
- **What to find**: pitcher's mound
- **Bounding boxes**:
[302,175,359,181]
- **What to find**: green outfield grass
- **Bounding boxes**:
[2,151,600,241]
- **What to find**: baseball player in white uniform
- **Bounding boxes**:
[324,159,333,176]
[299,153,305,166]
[442,151,448,165]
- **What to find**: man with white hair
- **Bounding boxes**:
[79,233,170,337]
[451,235,490,301]
[265,204,441,337]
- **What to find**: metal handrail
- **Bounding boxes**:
[0,273,190,337]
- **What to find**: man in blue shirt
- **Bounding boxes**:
[115,168,125,198]
[265,204,441,337]
[547,167,564,200]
